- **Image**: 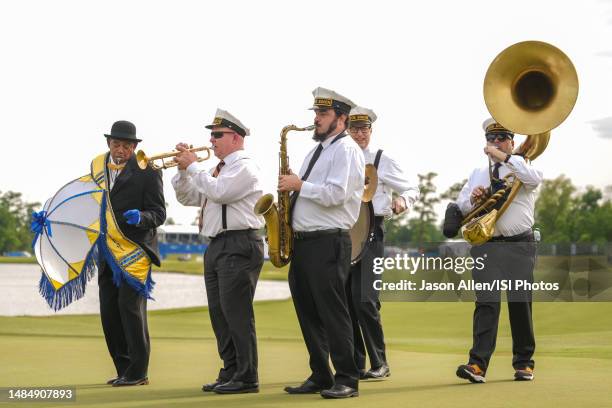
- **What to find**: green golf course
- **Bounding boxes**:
[2,299,612,407]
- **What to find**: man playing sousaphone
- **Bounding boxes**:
[97,120,166,386]
[454,118,542,383]
[346,107,419,380]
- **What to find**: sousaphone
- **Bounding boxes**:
[461,41,579,244]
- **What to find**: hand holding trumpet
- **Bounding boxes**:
[173,143,198,170]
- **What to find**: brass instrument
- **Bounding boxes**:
[462,41,579,245]
[136,146,212,170]
[254,124,315,267]
[349,164,378,265]
[363,164,378,202]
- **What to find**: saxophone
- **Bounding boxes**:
[254,124,315,267]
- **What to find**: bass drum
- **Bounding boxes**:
[349,201,375,265]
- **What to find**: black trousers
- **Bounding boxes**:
[98,261,150,380]
[468,237,537,372]
[288,230,359,389]
[204,230,264,383]
[347,221,387,371]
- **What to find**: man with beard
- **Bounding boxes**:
[279,87,365,399]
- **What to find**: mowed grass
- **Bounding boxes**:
[1,301,612,408]
[153,257,289,281]
[0,256,289,281]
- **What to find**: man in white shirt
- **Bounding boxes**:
[347,107,419,380]
[279,87,365,399]
[455,118,542,384]
[172,109,264,394]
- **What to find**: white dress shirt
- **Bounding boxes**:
[363,146,420,217]
[292,133,365,232]
[107,156,123,190]
[456,155,543,237]
[171,149,263,238]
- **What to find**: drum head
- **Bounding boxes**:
[350,202,374,264]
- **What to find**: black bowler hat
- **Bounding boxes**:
[104,120,142,142]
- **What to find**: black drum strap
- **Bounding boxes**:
[374,149,383,170]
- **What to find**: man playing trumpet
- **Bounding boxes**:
[172,109,264,394]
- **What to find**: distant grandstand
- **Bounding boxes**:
[157,224,206,259]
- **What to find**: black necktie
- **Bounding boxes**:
[289,133,347,214]
[491,162,505,194]
[289,144,322,213]
[301,144,323,181]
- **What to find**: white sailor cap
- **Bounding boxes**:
[205,108,250,137]
[482,117,513,138]
[349,106,377,126]
[309,87,356,114]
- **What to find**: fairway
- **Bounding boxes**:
[1,301,612,407]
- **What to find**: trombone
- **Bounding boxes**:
[136,146,213,170]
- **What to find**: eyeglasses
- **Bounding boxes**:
[211,131,234,139]
[349,127,371,134]
[485,133,512,142]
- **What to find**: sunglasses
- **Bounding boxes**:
[485,133,512,142]
[211,131,235,139]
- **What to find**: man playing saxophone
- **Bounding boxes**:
[172,109,264,394]
[455,118,542,384]
[279,87,365,399]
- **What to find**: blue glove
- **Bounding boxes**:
[123,209,141,225]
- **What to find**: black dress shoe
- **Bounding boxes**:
[202,380,226,392]
[320,384,359,399]
[364,364,391,380]
[284,379,326,394]
[112,377,149,387]
[106,377,120,385]
[213,380,259,394]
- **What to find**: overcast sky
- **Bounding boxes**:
[1,0,611,225]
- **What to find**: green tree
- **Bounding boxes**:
[412,172,441,245]
[440,179,467,201]
[535,176,612,244]
[534,175,575,243]
[0,191,40,252]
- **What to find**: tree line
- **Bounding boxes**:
[1,174,611,253]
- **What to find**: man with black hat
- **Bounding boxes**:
[279,87,365,399]
[172,109,264,394]
[455,118,542,384]
[99,120,166,387]
[346,106,419,380]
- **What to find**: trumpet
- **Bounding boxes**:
[136,146,213,170]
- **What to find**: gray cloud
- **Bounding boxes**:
[589,117,612,139]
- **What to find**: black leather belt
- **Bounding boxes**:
[490,230,534,242]
[210,229,258,240]
[293,228,349,240]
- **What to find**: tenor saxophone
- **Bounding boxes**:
[254,124,315,267]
